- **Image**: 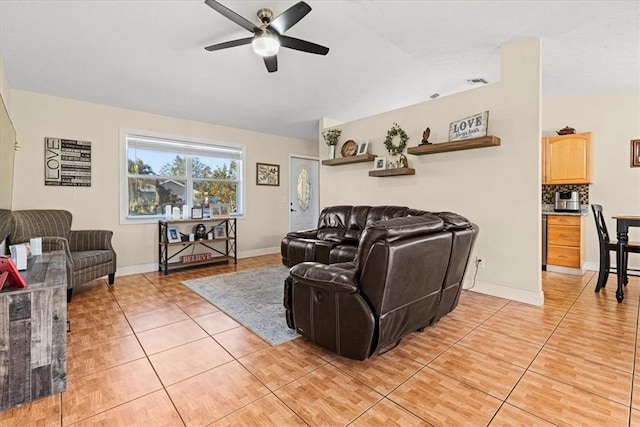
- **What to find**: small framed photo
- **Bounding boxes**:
[219,203,229,217]
[191,207,203,219]
[357,141,369,155]
[167,226,181,243]
[210,204,222,217]
[213,225,227,239]
[256,162,280,186]
[374,157,387,170]
[203,206,211,219]
[631,139,640,167]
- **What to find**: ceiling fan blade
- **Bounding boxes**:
[205,0,259,33]
[205,37,253,52]
[263,55,278,73]
[279,35,329,55]
[268,1,311,35]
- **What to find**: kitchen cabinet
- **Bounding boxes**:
[542,132,592,184]
[546,215,585,269]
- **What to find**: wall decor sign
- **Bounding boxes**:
[631,139,640,168]
[256,162,280,186]
[44,137,91,187]
[449,111,489,142]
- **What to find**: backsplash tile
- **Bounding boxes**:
[542,184,589,204]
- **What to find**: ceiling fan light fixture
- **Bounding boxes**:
[252,33,280,57]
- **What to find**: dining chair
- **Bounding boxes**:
[591,204,640,292]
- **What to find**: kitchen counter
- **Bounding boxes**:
[542,204,590,216]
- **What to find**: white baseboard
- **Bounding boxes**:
[238,246,280,258]
[463,279,544,306]
[545,264,584,276]
[115,247,281,277]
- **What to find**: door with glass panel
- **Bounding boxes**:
[289,156,319,232]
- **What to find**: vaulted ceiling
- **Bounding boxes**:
[1,1,638,141]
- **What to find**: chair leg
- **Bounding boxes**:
[67,288,73,303]
[108,273,115,286]
[595,249,609,292]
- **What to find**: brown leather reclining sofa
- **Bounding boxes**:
[282,205,478,360]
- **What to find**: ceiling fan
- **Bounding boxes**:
[204,0,329,73]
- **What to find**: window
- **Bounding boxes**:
[120,130,244,223]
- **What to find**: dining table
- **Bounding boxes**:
[613,215,640,303]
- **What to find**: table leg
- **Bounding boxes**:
[616,226,628,303]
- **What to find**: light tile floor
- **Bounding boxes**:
[2,253,639,426]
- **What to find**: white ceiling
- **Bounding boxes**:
[0,1,638,141]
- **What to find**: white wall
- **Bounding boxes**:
[9,90,317,274]
[543,94,640,268]
[319,39,543,305]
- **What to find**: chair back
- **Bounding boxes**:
[591,204,611,245]
[10,210,73,242]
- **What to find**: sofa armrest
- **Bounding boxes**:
[286,229,318,239]
[69,230,114,252]
[290,262,358,293]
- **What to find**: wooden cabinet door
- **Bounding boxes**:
[543,132,592,184]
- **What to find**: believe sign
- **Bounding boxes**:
[449,111,489,142]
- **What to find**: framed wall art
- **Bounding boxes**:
[256,163,280,186]
[631,139,640,167]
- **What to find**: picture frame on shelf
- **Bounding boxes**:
[256,162,280,186]
[374,157,387,170]
[202,206,211,219]
[357,141,369,155]
[167,226,182,243]
[210,204,222,217]
[213,225,227,239]
[191,207,203,219]
[219,203,229,217]
[631,139,640,167]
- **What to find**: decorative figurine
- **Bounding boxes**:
[556,126,576,135]
[420,127,432,145]
[398,154,408,169]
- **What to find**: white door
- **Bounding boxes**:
[289,156,319,232]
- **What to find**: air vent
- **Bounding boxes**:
[467,78,488,85]
[429,93,440,99]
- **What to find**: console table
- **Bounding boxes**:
[158,217,237,274]
[0,251,67,411]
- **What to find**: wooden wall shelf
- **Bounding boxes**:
[322,153,377,166]
[369,168,415,177]
[407,135,501,156]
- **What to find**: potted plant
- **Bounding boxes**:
[322,128,342,159]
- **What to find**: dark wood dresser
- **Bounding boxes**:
[0,250,67,410]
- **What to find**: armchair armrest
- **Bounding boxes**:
[290,262,358,293]
[69,230,114,252]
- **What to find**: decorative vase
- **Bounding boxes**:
[328,145,336,160]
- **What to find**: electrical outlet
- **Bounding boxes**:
[476,257,486,269]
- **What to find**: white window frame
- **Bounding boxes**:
[119,128,246,225]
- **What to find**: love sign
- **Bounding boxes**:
[449,111,489,141]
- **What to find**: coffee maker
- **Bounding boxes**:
[554,191,580,212]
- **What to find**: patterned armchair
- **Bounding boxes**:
[8,210,116,302]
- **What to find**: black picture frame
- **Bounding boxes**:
[191,207,203,219]
[256,162,280,186]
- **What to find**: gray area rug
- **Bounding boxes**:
[183,265,298,346]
